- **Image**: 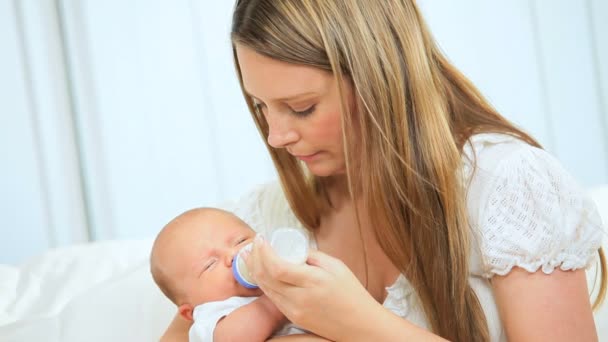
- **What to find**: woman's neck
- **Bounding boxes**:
[323,175,352,209]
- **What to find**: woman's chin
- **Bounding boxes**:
[306,164,345,177]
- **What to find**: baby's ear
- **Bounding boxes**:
[178,304,194,321]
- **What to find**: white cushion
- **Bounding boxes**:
[0,239,173,341]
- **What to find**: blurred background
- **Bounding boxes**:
[1,0,607,264]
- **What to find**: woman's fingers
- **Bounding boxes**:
[243,237,375,337]
[306,249,345,273]
[256,235,322,285]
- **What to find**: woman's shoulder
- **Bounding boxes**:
[461,133,540,222]
[461,132,565,215]
[461,132,531,175]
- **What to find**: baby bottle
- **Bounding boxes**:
[232,227,309,289]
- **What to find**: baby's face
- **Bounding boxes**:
[164,210,262,305]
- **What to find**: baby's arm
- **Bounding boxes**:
[213,295,286,342]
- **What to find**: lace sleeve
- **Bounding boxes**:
[475,144,605,278]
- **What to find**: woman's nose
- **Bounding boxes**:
[266,112,299,148]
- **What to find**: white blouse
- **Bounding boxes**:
[226,133,604,341]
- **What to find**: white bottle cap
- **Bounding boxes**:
[232,243,258,288]
[232,228,309,289]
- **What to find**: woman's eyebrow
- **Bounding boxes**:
[245,91,318,103]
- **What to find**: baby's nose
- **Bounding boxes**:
[225,251,236,267]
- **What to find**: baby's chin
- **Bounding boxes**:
[230,274,263,297]
[237,286,264,297]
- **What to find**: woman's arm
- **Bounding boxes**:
[214,295,287,342]
[160,313,191,342]
[492,267,598,341]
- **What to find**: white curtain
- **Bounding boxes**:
[1,0,606,264]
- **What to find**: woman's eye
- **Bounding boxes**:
[291,105,316,117]
[253,100,315,118]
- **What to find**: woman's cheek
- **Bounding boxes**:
[314,111,343,144]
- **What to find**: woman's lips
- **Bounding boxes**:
[294,152,320,162]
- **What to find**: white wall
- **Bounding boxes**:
[1,0,607,264]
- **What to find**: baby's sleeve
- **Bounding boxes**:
[189,297,257,342]
[472,144,605,278]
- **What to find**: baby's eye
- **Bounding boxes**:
[203,258,217,271]
[236,237,247,245]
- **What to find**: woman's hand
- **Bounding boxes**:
[244,235,379,341]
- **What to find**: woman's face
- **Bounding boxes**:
[236,44,354,177]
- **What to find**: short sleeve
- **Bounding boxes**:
[472,142,605,278]
[189,297,257,342]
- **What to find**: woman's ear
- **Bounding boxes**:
[178,304,194,321]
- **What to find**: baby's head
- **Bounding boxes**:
[150,207,262,321]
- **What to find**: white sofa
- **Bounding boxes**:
[0,190,607,341]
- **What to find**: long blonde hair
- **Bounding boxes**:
[231,1,607,341]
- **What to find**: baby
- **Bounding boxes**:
[150,207,323,341]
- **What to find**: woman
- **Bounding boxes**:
[163,1,606,340]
